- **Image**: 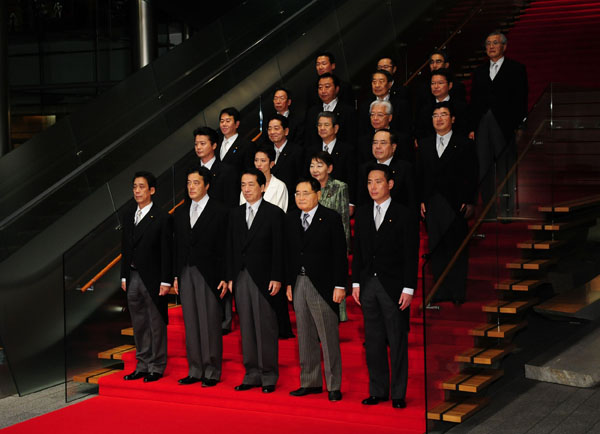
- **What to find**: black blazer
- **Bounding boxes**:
[173,198,229,298]
[305,79,355,109]
[469,57,528,140]
[120,203,173,323]
[285,205,348,315]
[357,158,416,211]
[417,132,479,213]
[216,135,255,175]
[226,200,285,308]
[414,96,469,141]
[271,141,304,209]
[356,131,414,166]
[261,109,306,146]
[352,200,419,328]
[305,102,357,148]
[207,159,239,208]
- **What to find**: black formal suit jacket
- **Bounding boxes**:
[226,200,285,308]
[261,109,306,146]
[356,130,417,166]
[271,141,304,209]
[305,79,355,109]
[305,102,357,148]
[285,205,348,315]
[417,132,479,214]
[120,202,173,324]
[216,135,255,175]
[207,159,239,208]
[414,96,469,141]
[357,94,411,137]
[357,158,416,211]
[304,139,356,202]
[352,200,419,327]
[173,198,229,299]
[469,57,528,140]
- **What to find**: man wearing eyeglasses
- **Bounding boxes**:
[413,50,466,109]
[468,31,528,218]
[261,87,305,146]
[418,102,478,305]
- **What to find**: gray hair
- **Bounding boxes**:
[486,31,507,44]
[369,100,393,115]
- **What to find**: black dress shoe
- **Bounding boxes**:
[328,390,342,401]
[178,376,201,385]
[123,371,147,381]
[234,383,261,391]
[361,396,388,405]
[392,398,406,408]
[289,387,323,396]
[262,385,276,393]
[143,372,162,382]
[202,378,218,387]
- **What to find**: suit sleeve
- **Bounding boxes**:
[331,211,349,289]
[159,213,174,285]
[225,211,236,282]
[270,208,285,283]
[216,207,229,280]
[351,211,362,285]
[402,205,420,290]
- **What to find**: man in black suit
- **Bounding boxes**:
[226,168,285,393]
[412,50,467,109]
[419,103,478,304]
[469,31,528,216]
[268,114,304,210]
[217,107,254,176]
[261,87,305,145]
[376,56,409,102]
[285,178,348,402]
[305,73,357,148]
[305,52,354,108]
[352,164,419,408]
[357,129,415,211]
[173,165,229,387]
[120,171,173,383]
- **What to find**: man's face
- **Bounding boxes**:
[267,119,289,146]
[133,177,154,208]
[241,174,264,204]
[273,90,291,114]
[377,58,396,76]
[429,54,448,72]
[431,74,453,100]
[315,55,335,75]
[371,72,391,98]
[367,169,393,204]
[219,113,239,138]
[486,35,506,61]
[194,134,216,161]
[432,107,454,135]
[317,116,338,142]
[295,182,320,212]
[372,130,397,162]
[370,104,392,129]
[254,151,274,174]
[309,158,332,185]
[187,172,208,202]
[318,77,339,104]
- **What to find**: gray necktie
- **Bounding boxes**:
[375,205,383,230]
[247,206,254,229]
[437,136,445,158]
[275,149,281,164]
[134,209,142,226]
[190,202,199,227]
[302,212,310,231]
[490,62,499,80]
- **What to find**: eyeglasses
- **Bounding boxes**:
[429,59,444,64]
[273,95,287,101]
[430,81,448,86]
[485,40,504,46]
[370,113,388,118]
[432,113,450,119]
[372,140,391,146]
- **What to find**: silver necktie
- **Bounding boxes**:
[190,202,199,227]
[302,212,310,231]
[134,209,142,226]
[375,205,383,230]
[247,206,255,229]
[437,136,445,158]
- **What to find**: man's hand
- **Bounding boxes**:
[349,204,355,217]
[268,281,281,296]
[286,285,293,302]
[420,202,427,220]
[468,131,475,140]
[173,277,179,295]
[333,288,345,304]
[227,280,233,293]
[159,284,170,296]
[218,280,228,299]
[460,203,475,219]
[121,281,126,292]
[398,293,413,311]
[352,286,361,306]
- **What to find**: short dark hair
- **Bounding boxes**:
[273,87,291,100]
[186,164,211,187]
[430,49,448,63]
[318,72,340,88]
[316,51,335,64]
[366,163,393,182]
[317,111,339,126]
[371,69,393,83]
[219,107,241,123]
[296,177,321,193]
[311,150,334,167]
[193,126,218,144]
[255,144,276,163]
[433,101,454,117]
[133,171,157,189]
[377,56,397,68]
[268,113,289,130]
[373,128,399,146]
[241,167,266,187]
[431,68,454,84]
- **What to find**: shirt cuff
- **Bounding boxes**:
[402,287,414,295]
[352,283,359,288]
[121,278,126,283]
[160,282,172,287]
[334,286,345,290]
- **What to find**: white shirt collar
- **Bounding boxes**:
[190,194,209,214]
[376,93,390,102]
[322,137,337,153]
[220,133,238,160]
[322,98,338,111]
[202,155,216,170]
[135,202,153,222]
[436,95,451,103]
[246,198,262,215]
[373,197,392,218]
[301,204,319,225]
[274,140,287,152]
[378,156,393,166]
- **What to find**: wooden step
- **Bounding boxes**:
[517,239,566,250]
[505,258,556,271]
[529,217,596,232]
[455,345,515,365]
[469,321,527,338]
[428,397,490,423]
[538,195,600,213]
[535,274,600,318]
[73,367,122,384]
[121,327,134,336]
[98,345,135,360]
[442,369,503,393]
[483,298,539,314]
[495,279,543,292]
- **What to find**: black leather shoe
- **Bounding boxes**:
[123,371,147,381]
[289,387,323,397]
[143,372,162,382]
[202,378,218,387]
[262,385,276,393]
[234,383,260,391]
[178,376,201,385]
[392,398,406,409]
[361,396,388,405]
[328,390,342,401]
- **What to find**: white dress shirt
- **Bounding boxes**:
[322,137,337,154]
[190,194,209,227]
[436,130,453,158]
[201,156,216,170]
[322,98,338,112]
[220,133,238,161]
[490,56,505,81]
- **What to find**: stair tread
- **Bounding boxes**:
[517,239,566,250]
[443,397,490,423]
[538,194,600,213]
[495,279,543,291]
[482,299,539,313]
[73,367,121,384]
[469,321,527,338]
[455,345,515,365]
[98,345,135,360]
[442,369,503,393]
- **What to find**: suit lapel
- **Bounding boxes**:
[191,199,212,239]
[133,204,155,246]
[243,201,266,247]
